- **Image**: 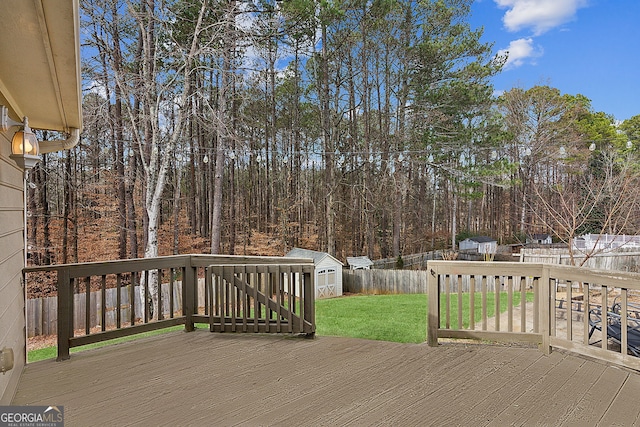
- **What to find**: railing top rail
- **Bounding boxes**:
[207,263,314,271]
[24,254,315,277]
[23,254,192,274]
[544,263,640,288]
[427,260,640,290]
[427,260,543,277]
[190,254,314,267]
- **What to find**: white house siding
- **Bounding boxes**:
[0,130,26,404]
[459,239,478,251]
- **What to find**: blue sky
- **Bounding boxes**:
[469,0,640,122]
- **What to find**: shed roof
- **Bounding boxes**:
[530,234,552,240]
[346,256,373,268]
[466,236,496,243]
[285,248,344,267]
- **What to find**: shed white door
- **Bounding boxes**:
[317,268,337,298]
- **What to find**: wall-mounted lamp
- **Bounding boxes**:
[1,105,41,170]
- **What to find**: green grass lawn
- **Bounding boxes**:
[315,294,428,343]
[28,292,533,360]
[442,291,534,330]
[315,291,534,344]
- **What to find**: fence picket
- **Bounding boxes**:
[27,282,184,338]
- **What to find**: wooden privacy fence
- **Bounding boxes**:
[343,269,428,294]
[372,251,436,270]
[24,255,315,361]
[27,282,185,337]
[519,247,640,272]
[427,260,640,372]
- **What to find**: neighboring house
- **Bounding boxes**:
[286,248,344,299]
[527,234,553,245]
[459,236,498,254]
[573,234,640,252]
[346,256,373,270]
[0,0,82,404]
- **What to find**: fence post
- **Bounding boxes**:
[56,267,71,361]
[539,265,551,354]
[427,263,439,346]
[183,258,195,332]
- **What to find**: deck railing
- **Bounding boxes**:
[427,260,640,371]
[25,255,315,361]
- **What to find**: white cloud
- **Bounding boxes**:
[495,0,588,35]
[84,79,109,99]
[497,38,543,69]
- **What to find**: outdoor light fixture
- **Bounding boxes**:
[10,118,40,170]
[1,105,41,170]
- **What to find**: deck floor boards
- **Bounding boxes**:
[13,330,640,426]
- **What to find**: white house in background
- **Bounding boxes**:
[573,234,640,252]
[527,234,553,245]
[285,248,344,299]
[459,236,498,255]
[346,256,373,270]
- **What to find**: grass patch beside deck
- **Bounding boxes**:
[315,294,428,343]
[315,292,535,343]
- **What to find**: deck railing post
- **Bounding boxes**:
[427,264,439,347]
[56,267,71,361]
[183,257,195,332]
[303,268,315,336]
[539,265,551,355]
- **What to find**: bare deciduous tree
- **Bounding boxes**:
[531,148,640,266]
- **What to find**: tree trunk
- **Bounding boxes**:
[62,150,73,264]
[173,167,181,255]
[211,0,234,254]
[40,155,52,265]
[321,23,335,256]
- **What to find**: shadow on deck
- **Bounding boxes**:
[13,330,640,426]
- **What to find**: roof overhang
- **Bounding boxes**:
[0,0,82,134]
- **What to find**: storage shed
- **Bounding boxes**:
[346,256,374,270]
[459,236,497,255]
[285,248,344,299]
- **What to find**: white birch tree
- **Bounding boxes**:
[101,0,221,318]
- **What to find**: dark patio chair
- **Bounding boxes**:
[611,297,640,319]
[589,306,640,357]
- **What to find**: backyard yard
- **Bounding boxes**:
[28,291,532,361]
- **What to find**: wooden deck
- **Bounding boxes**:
[13,330,640,426]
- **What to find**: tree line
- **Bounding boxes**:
[26,0,640,267]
